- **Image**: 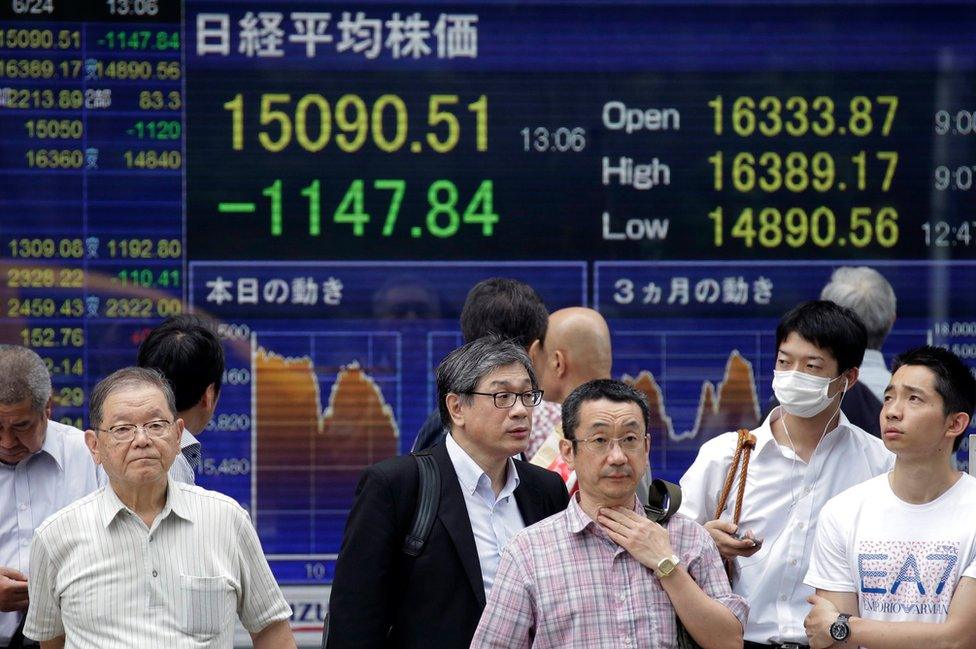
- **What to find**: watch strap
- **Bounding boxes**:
[830,613,852,641]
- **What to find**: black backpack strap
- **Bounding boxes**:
[323,454,441,648]
[402,452,440,557]
[643,479,682,525]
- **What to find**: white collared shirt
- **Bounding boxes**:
[679,408,894,644]
[168,428,201,484]
[25,479,290,648]
[858,349,892,403]
[0,420,103,645]
[445,433,526,595]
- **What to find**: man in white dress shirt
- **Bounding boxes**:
[137,315,224,484]
[0,346,102,649]
[679,301,894,648]
[24,367,294,649]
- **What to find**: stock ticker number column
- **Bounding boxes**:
[0,0,184,418]
[706,94,902,252]
[703,88,974,257]
[593,78,974,262]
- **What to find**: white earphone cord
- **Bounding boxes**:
[782,377,848,508]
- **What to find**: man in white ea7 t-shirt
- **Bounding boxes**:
[804,345,976,648]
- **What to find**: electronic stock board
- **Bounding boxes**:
[1,1,975,641]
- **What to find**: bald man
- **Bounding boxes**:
[528,308,653,500]
[527,307,613,458]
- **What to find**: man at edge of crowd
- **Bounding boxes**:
[0,346,103,649]
[804,345,976,648]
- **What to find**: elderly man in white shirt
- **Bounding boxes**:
[679,301,893,648]
[0,346,103,649]
[24,367,295,649]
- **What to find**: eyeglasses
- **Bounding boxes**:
[96,419,173,443]
[574,433,648,454]
[466,390,544,409]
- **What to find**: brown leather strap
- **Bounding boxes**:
[732,430,755,524]
[714,428,756,523]
[713,429,757,580]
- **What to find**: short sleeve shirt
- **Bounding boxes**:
[806,472,976,623]
[25,479,291,648]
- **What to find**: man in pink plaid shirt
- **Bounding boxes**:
[471,379,748,649]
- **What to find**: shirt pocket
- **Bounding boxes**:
[180,574,236,637]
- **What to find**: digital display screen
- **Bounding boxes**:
[2,1,975,640]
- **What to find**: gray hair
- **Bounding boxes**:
[436,336,538,428]
[0,345,53,412]
[821,266,896,350]
[89,367,177,430]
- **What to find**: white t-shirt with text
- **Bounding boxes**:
[805,472,976,623]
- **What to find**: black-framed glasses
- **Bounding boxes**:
[96,419,173,443]
[575,433,648,454]
[466,390,544,408]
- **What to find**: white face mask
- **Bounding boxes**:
[772,370,848,418]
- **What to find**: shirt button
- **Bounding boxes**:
[797,522,805,530]
[618,593,626,602]
[152,570,158,577]
[20,539,28,546]
[789,559,798,566]
[18,503,27,511]
[780,594,787,601]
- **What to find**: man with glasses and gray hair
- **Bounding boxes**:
[327,336,569,649]
[471,379,747,649]
[0,346,103,649]
[24,367,295,649]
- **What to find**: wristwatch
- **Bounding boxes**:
[829,613,852,642]
[655,554,680,578]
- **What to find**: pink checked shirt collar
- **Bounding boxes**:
[566,491,643,536]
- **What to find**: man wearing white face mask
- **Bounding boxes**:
[679,300,894,649]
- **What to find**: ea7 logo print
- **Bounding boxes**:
[857,540,960,616]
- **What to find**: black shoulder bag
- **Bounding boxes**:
[643,479,703,649]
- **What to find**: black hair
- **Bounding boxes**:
[776,300,867,373]
[562,379,651,442]
[891,345,975,452]
[137,315,224,413]
[459,278,548,349]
